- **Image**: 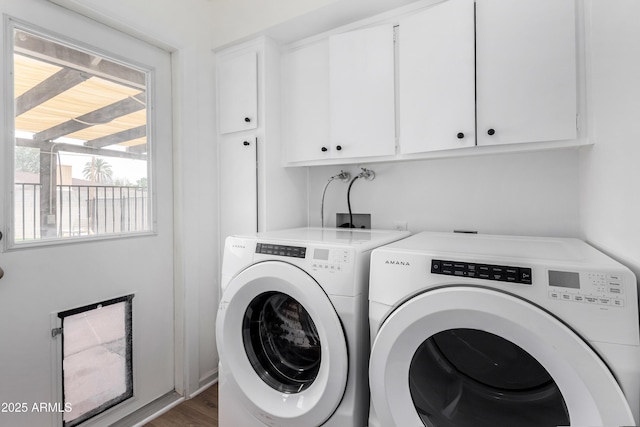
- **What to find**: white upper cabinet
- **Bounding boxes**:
[282,40,331,163]
[399,0,476,154]
[476,0,577,146]
[329,24,396,159]
[217,51,258,135]
[281,0,579,165]
[282,24,396,164]
[399,0,577,154]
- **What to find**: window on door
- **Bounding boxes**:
[9,23,153,247]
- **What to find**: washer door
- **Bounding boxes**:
[217,261,348,426]
[369,286,635,427]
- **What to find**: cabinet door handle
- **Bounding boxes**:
[244,117,251,123]
[243,141,250,146]
[0,266,4,280]
[457,133,464,139]
[321,146,328,152]
[487,128,496,136]
[336,145,342,151]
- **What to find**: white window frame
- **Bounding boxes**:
[4,16,158,250]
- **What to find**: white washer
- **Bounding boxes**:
[368,232,639,427]
[216,227,410,427]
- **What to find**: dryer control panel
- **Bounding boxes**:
[548,270,626,308]
[431,259,532,285]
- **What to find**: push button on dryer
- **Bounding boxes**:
[519,268,532,284]
[612,299,625,307]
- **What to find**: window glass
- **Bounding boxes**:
[11,26,151,245]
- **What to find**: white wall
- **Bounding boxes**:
[580,0,640,276]
[48,0,340,49]
[310,149,581,237]
[208,0,339,48]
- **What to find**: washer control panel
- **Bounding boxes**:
[310,247,351,271]
[255,243,306,258]
[254,243,352,272]
[548,270,625,308]
[431,259,532,285]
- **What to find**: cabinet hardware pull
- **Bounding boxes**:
[243,141,250,146]
[321,146,328,152]
[487,128,496,136]
[244,117,251,123]
[457,133,464,139]
[336,145,342,151]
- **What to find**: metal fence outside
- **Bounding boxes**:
[15,183,149,242]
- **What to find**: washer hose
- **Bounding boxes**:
[346,175,360,228]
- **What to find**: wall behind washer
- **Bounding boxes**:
[309,149,581,238]
[580,0,640,276]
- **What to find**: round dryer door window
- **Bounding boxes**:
[369,286,636,427]
[408,328,569,426]
[243,291,321,393]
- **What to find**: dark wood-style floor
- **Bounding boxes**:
[145,383,218,426]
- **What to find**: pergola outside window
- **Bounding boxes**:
[9,24,153,247]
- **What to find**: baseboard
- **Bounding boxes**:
[111,370,219,426]
[195,368,219,395]
[111,392,184,427]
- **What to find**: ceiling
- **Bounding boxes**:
[14,29,148,161]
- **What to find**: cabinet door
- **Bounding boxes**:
[282,40,331,163]
[219,136,257,239]
[398,0,476,154]
[476,0,577,146]
[217,51,258,135]
[330,24,396,159]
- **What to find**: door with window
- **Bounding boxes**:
[0,2,174,426]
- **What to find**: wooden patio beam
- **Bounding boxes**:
[14,30,146,90]
[84,125,146,148]
[16,137,147,161]
[127,144,147,154]
[15,68,88,116]
[34,92,146,142]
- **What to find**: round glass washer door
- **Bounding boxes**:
[217,261,348,427]
[369,286,635,427]
[243,291,322,394]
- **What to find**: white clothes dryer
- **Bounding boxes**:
[216,227,410,427]
[368,232,639,427]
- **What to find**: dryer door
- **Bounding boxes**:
[217,261,348,426]
[369,286,635,427]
